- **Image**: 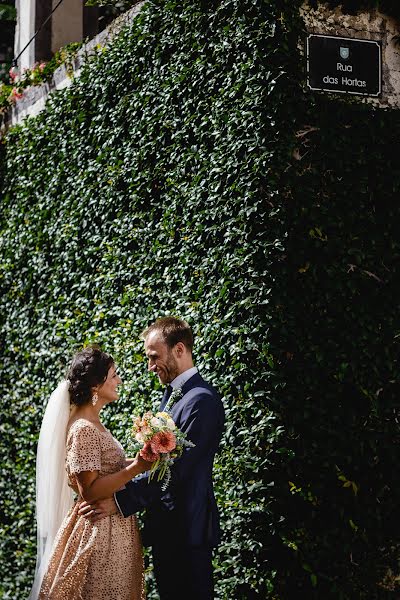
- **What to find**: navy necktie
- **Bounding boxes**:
[160,385,173,411]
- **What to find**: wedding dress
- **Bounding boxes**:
[30,381,145,600]
[39,419,145,600]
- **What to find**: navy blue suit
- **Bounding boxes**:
[115,372,225,600]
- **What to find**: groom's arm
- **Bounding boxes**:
[114,470,163,516]
[170,388,224,482]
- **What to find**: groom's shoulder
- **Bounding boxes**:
[184,373,222,410]
[186,372,218,396]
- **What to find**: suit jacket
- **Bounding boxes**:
[115,372,225,547]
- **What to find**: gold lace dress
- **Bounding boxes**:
[39,418,145,600]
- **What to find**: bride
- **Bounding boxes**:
[30,345,152,600]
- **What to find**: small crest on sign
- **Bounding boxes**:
[340,46,349,60]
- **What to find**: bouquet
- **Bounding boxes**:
[130,411,195,490]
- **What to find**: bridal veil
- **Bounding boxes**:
[29,380,74,599]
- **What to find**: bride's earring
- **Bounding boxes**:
[92,392,99,406]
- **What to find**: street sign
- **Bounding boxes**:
[306,34,381,96]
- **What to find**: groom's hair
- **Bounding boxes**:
[142,316,193,351]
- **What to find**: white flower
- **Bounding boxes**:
[166,418,176,430]
[135,432,145,443]
[151,416,162,428]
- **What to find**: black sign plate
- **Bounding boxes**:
[306,34,381,96]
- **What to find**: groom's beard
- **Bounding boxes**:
[163,352,179,384]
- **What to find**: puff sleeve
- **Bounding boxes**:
[66,422,102,474]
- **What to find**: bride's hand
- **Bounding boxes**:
[124,453,154,470]
[135,452,155,472]
[78,497,118,522]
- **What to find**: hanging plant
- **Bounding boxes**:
[0,42,82,119]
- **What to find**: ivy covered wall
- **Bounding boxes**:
[1,1,400,599]
[272,99,400,597]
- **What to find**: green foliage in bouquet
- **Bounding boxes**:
[1,0,400,599]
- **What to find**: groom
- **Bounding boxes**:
[81,316,225,600]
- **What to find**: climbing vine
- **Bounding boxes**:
[1,1,400,599]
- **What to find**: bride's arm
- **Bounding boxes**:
[74,454,152,503]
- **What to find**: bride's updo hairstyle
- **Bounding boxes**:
[67,345,114,406]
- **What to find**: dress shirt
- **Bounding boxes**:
[170,366,198,389]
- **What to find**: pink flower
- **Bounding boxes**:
[39,62,46,72]
[140,442,160,462]
[150,430,176,454]
[10,87,23,101]
[9,67,19,82]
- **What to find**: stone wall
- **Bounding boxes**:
[301,1,400,108]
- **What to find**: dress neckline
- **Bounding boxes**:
[68,417,111,436]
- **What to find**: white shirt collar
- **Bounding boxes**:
[170,366,198,389]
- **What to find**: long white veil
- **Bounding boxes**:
[29,380,75,599]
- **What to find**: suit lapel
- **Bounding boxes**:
[159,373,204,412]
[180,372,204,397]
